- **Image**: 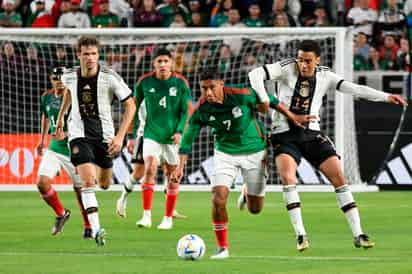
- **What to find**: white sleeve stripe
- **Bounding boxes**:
[263,65,270,80]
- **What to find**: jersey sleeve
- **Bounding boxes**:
[179,110,202,155]
[176,83,193,134]
[250,87,279,108]
[110,71,132,102]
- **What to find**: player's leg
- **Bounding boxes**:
[319,156,375,249]
[136,139,160,228]
[157,163,178,230]
[161,166,187,219]
[117,136,145,217]
[240,150,267,214]
[116,163,144,218]
[37,150,70,236]
[59,153,92,239]
[275,151,309,251]
[70,138,105,246]
[210,150,237,259]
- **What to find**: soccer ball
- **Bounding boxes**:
[176,234,206,260]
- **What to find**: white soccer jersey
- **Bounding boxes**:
[62,66,132,143]
[249,58,389,134]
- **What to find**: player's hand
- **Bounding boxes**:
[54,119,66,140]
[127,139,135,154]
[388,94,408,107]
[290,114,318,128]
[173,133,182,145]
[108,135,123,158]
[36,143,44,156]
[171,167,184,183]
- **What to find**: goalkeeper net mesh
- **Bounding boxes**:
[0,28,361,186]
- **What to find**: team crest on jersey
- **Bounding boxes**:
[46,105,50,112]
[149,88,156,93]
[209,115,216,121]
[299,81,310,97]
[169,87,177,96]
[232,107,242,118]
[82,91,92,103]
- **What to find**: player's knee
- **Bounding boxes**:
[212,194,227,208]
[82,178,96,188]
[36,177,50,193]
[144,165,157,180]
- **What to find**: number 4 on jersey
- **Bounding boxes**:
[159,96,167,108]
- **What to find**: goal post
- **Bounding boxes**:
[0,27,364,187]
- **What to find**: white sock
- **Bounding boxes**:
[81,187,100,237]
[335,185,363,237]
[283,185,306,236]
[124,174,138,192]
[143,210,151,219]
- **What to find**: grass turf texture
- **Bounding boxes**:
[0,191,411,274]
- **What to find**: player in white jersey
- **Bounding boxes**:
[56,36,136,246]
[248,40,407,251]
[115,101,186,219]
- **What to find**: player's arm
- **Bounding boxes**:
[172,111,202,183]
[56,88,71,140]
[108,73,137,157]
[37,113,50,156]
[175,84,193,145]
[337,78,408,107]
[249,62,285,113]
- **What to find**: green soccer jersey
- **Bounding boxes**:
[91,13,119,27]
[179,87,279,155]
[134,72,192,144]
[40,91,70,156]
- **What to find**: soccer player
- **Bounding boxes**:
[132,48,192,230]
[36,68,92,238]
[248,39,408,251]
[116,100,186,219]
[172,69,312,259]
[56,36,136,246]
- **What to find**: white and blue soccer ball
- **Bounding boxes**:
[176,234,206,260]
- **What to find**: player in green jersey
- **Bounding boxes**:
[172,69,315,259]
[36,68,92,238]
[130,48,192,230]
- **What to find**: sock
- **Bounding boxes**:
[213,221,228,248]
[165,184,179,217]
[283,185,306,236]
[335,185,363,237]
[74,187,91,228]
[81,187,100,237]
[41,187,65,217]
[124,174,138,192]
[141,183,155,211]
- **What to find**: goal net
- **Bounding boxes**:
[0,28,361,186]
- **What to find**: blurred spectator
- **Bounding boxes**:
[266,0,297,27]
[26,0,46,26]
[405,0,412,16]
[376,0,406,38]
[133,0,162,27]
[57,0,91,27]
[29,0,55,14]
[189,11,205,26]
[243,3,265,27]
[365,46,382,70]
[108,0,132,26]
[50,45,73,68]
[214,44,234,75]
[170,12,187,27]
[156,0,190,27]
[273,12,290,27]
[23,45,47,91]
[187,0,208,25]
[299,0,324,26]
[92,0,120,27]
[189,44,213,73]
[28,0,59,27]
[346,0,378,36]
[173,42,190,73]
[396,37,410,71]
[353,42,368,71]
[210,0,232,27]
[312,5,331,26]
[355,32,370,60]
[0,0,23,27]
[103,47,123,73]
[221,8,245,27]
[378,34,400,70]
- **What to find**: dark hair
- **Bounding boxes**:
[153,47,172,58]
[298,40,321,57]
[76,36,100,52]
[199,68,222,81]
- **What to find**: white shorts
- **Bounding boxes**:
[142,138,179,166]
[212,150,267,196]
[38,150,82,187]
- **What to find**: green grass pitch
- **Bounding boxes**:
[0,191,411,274]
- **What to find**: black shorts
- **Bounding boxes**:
[131,136,144,164]
[270,130,339,168]
[69,138,113,169]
